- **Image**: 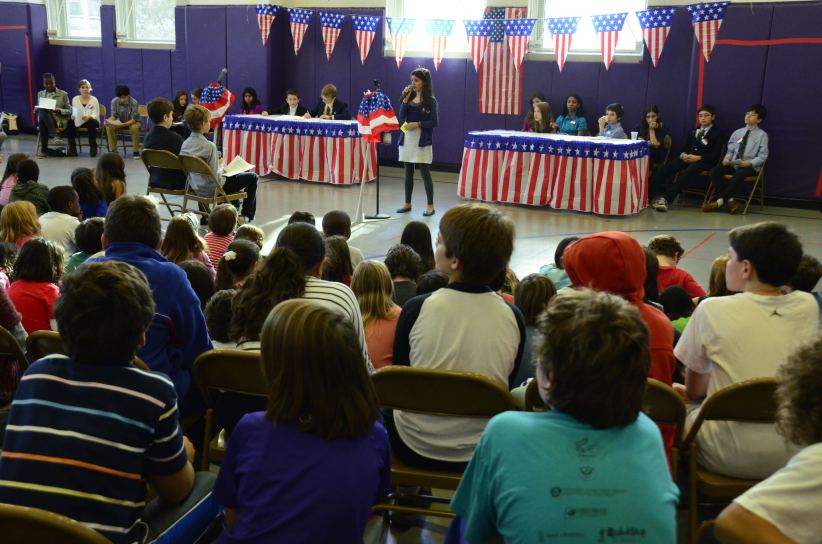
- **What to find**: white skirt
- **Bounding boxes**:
[398,128,433,164]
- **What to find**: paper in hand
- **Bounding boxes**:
[37,97,57,111]
[223,156,255,177]
[400,122,408,134]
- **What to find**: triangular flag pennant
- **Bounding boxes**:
[503,18,536,71]
[463,19,495,72]
[351,15,380,65]
[255,3,278,47]
[545,17,580,73]
[319,12,345,61]
[636,8,677,67]
[686,2,730,62]
[426,19,455,70]
[386,17,416,69]
[286,8,312,56]
[590,13,628,70]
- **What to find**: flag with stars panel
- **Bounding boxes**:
[426,19,455,70]
[503,18,536,72]
[463,19,495,72]
[255,4,278,47]
[591,13,628,70]
[479,7,527,115]
[386,17,416,68]
[287,8,312,56]
[319,12,345,61]
[545,17,580,73]
[686,2,730,62]
[636,7,676,67]
[357,90,399,144]
[351,15,380,65]
[201,83,236,129]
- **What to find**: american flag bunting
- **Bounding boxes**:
[463,19,495,72]
[357,90,399,144]
[591,13,629,70]
[636,8,677,67]
[479,7,527,115]
[386,17,416,69]
[426,19,455,70]
[319,12,345,61]
[351,15,380,65]
[201,83,236,129]
[545,17,580,73]
[255,4,278,47]
[503,18,536,72]
[686,2,730,62]
[287,8,312,56]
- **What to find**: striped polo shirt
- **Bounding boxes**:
[204,233,234,270]
[0,356,188,543]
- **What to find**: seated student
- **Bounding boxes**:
[170,90,191,139]
[513,274,556,387]
[275,88,308,117]
[234,223,263,250]
[204,203,238,268]
[401,220,435,272]
[276,222,373,370]
[215,239,260,290]
[649,104,724,212]
[391,204,525,470]
[71,79,100,157]
[0,261,217,544]
[703,104,769,214]
[450,289,679,543]
[716,335,822,544]
[180,105,258,222]
[0,280,27,404]
[10,159,49,215]
[96,152,127,204]
[213,300,390,543]
[204,288,237,350]
[190,87,202,106]
[538,235,578,290]
[554,93,588,136]
[160,216,215,277]
[416,269,449,296]
[322,209,364,268]
[305,83,351,120]
[65,217,104,274]
[788,253,821,294]
[675,222,818,479]
[1,153,30,207]
[521,92,546,132]
[39,186,82,254]
[648,234,706,298]
[70,167,107,219]
[240,86,264,115]
[351,260,401,369]
[7,238,63,333]
[35,73,76,157]
[524,101,556,134]
[88,195,212,404]
[0,201,41,249]
[705,255,735,299]
[143,97,187,190]
[597,102,626,139]
[321,235,352,286]
[384,243,423,308]
[635,105,669,170]
[660,285,695,334]
[105,84,142,159]
[643,246,663,306]
[178,260,215,310]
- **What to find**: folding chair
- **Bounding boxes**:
[76,104,106,155]
[677,144,726,207]
[141,149,188,217]
[112,104,147,156]
[191,349,267,470]
[0,503,111,544]
[642,378,686,479]
[703,161,766,215]
[370,366,517,519]
[178,155,246,219]
[681,378,778,544]
[24,329,150,371]
[33,108,69,157]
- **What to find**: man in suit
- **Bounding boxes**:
[275,89,308,117]
[304,83,350,120]
[143,98,187,190]
[649,105,724,212]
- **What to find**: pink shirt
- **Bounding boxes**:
[365,305,401,369]
[0,175,17,206]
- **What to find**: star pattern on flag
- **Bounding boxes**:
[357,90,399,143]
[686,2,730,61]
[426,19,455,70]
[636,7,676,67]
[319,12,345,61]
[462,132,649,160]
[590,13,628,70]
[286,8,312,56]
[351,15,379,65]
[386,17,416,68]
[545,17,581,72]
[503,18,536,71]
[255,3,278,47]
[463,19,495,72]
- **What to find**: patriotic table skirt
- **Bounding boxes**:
[458,131,650,216]
[222,115,377,185]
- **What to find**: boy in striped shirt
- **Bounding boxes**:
[0,261,210,543]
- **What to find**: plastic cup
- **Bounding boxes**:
[630,131,639,140]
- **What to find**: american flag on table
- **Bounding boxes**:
[545,17,580,73]
[287,8,312,56]
[319,12,345,61]
[357,90,399,144]
[636,8,677,67]
[479,7,527,115]
[351,15,380,65]
[426,19,455,70]
[503,18,536,72]
[463,19,495,72]
[201,83,236,129]
[591,13,629,70]
[686,2,730,62]
[386,17,416,68]
[255,4,278,46]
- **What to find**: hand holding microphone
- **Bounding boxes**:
[401,85,413,103]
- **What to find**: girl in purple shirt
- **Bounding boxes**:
[240,87,263,115]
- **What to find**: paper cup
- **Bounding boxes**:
[630,131,639,140]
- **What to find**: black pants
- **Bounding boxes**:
[77,119,99,149]
[381,408,468,472]
[223,172,258,220]
[648,158,710,202]
[38,109,76,151]
[709,164,757,201]
[404,162,434,206]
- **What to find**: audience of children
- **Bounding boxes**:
[322,209,364,268]
[204,204,238,268]
[204,288,237,349]
[10,159,49,215]
[0,201,41,248]
[215,239,260,290]
[384,243,423,307]
[538,235,578,289]
[400,220,435,272]
[39,186,82,254]
[0,242,16,289]
[95,152,127,203]
[7,238,63,333]
[707,254,736,298]
[65,217,104,274]
[0,280,26,404]
[788,253,822,294]
[415,269,449,296]
[321,235,353,285]
[70,166,108,218]
[648,234,707,298]
[643,245,663,306]
[0,153,28,206]
[512,273,557,386]
[178,260,215,310]
[659,285,696,333]
[234,223,264,250]
[160,215,215,277]
[351,260,401,369]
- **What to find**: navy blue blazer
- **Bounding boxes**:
[397,97,439,148]
[275,102,308,116]
[308,99,350,120]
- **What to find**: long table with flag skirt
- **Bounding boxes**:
[222,115,377,185]
[458,131,650,216]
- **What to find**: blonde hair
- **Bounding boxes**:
[708,255,735,297]
[321,83,337,99]
[0,201,41,244]
[160,216,206,264]
[184,104,211,132]
[78,79,92,91]
[351,260,395,327]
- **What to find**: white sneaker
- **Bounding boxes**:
[652,197,668,212]
[52,137,65,145]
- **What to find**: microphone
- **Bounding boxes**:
[216,68,228,84]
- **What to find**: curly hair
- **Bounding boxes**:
[384,244,422,281]
[648,234,685,260]
[776,335,822,447]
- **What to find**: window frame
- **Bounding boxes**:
[45,0,102,46]
[114,0,177,50]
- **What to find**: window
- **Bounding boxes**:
[46,0,102,41]
[115,0,176,47]
[384,0,487,56]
